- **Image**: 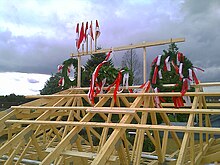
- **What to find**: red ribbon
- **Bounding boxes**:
[139,81,151,91]
[57,65,63,72]
[106,70,123,104]
[172,96,184,108]
[58,77,64,87]
[128,89,133,93]
[193,66,205,72]
[177,52,184,62]
[152,66,158,84]
[88,50,112,104]
[181,79,188,96]
[151,56,158,66]
[113,71,123,103]
[192,69,199,84]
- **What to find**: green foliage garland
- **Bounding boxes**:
[61,58,78,87]
[149,43,193,92]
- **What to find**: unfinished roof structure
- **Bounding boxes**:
[1,38,220,165]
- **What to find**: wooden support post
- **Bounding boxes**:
[143,47,147,83]
[98,113,112,151]
[77,55,81,87]
[176,88,199,164]
[115,139,129,165]
[150,112,163,163]
[133,112,148,165]
[161,130,169,162]
[190,133,195,165]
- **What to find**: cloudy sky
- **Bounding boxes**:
[0,0,220,95]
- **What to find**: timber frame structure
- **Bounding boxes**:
[1,39,220,165]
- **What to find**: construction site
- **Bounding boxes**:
[0,36,220,165]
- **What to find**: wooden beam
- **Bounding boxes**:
[77,55,81,87]
[6,120,220,134]
[86,109,135,114]
[11,106,220,115]
[191,82,220,87]
[71,38,185,57]
[143,47,147,82]
[25,91,220,98]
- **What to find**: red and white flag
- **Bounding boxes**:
[75,23,79,48]
[84,21,89,43]
[95,20,100,39]
[89,21,94,40]
[77,22,85,49]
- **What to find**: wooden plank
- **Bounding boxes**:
[133,112,148,165]
[190,133,195,165]
[6,119,220,133]
[86,109,135,114]
[201,146,220,164]
[77,52,81,87]
[195,138,214,165]
[115,139,129,165]
[161,130,168,162]
[71,38,185,57]
[150,112,163,163]
[143,47,147,82]
[98,113,112,151]
[191,82,220,87]
[25,91,220,99]
[11,106,220,114]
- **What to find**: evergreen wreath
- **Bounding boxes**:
[149,43,199,93]
[58,58,78,87]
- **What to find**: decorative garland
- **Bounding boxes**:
[57,58,77,88]
[88,50,131,105]
[149,43,203,108]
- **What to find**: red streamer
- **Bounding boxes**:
[181,79,188,96]
[192,69,199,84]
[152,66,158,84]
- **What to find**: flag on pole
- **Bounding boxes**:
[84,21,88,43]
[95,20,100,39]
[77,22,85,49]
[75,23,79,48]
[89,21,94,40]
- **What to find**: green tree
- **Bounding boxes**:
[40,72,64,95]
[82,52,117,87]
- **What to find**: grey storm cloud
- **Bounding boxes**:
[0,0,220,83]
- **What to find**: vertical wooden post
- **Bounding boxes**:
[86,37,88,54]
[90,21,93,53]
[77,55,81,87]
[143,47,147,83]
[94,36,97,52]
